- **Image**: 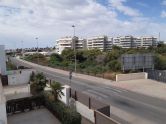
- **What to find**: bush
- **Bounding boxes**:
[107,60,121,71]
[44,93,81,124]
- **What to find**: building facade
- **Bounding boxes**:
[55,35,158,53]
[56,36,87,54]
[140,36,157,48]
[87,36,112,51]
[113,36,157,48]
[0,45,6,75]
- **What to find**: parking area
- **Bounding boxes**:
[8,108,61,124]
[112,79,166,100]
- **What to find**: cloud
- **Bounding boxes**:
[162,0,166,5]
[0,0,165,48]
[108,0,141,17]
[161,10,166,18]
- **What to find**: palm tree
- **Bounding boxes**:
[34,73,46,92]
[31,73,47,94]
[50,81,64,101]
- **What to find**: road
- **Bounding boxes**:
[10,57,166,124]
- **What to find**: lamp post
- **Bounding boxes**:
[35,37,39,64]
[72,25,77,74]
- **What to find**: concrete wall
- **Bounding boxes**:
[76,101,95,123]
[0,45,6,75]
[58,85,70,105]
[0,80,7,124]
[3,85,30,96]
[8,69,35,86]
[116,72,148,82]
[95,111,119,124]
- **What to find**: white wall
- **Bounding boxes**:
[3,85,30,96]
[58,85,70,105]
[0,80,7,124]
[0,45,6,75]
[0,104,7,124]
[76,101,95,123]
[8,69,35,86]
[116,72,148,82]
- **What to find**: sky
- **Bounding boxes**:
[0,0,166,49]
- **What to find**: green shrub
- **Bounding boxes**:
[44,93,81,124]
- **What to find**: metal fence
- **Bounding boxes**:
[147,70,166,83]
[70,89,120,124]
[6,95,44,115]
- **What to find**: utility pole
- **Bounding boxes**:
[72,25,77,74]
[35,37,39,64]
[21,40,24,57]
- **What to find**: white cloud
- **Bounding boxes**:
[109,0,141,17]
[162,0,166,5]
[161,10,166,18]
[0,0,165,48]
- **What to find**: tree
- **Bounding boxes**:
[84,49,102,62]
[49,81,64,101]
[31,73,47,94]
[107,60,121,71]
[61,49,75,61]
[95,54,107,65]
[76,50,86,63]
[155,54,166,70]
[49,53,62,66]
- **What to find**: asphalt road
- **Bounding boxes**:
[10,57,166,124]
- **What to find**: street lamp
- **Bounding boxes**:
[35,37,39,64]
[72,25,77,74]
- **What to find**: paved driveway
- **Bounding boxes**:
[8,108,61,124]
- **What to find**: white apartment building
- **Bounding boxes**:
[56,36,86,54]
[140,36,157,48]
[56,35,158,53]
[120,36,134,48]
[113,37,120,46]
[133,37,142,48]
[113,36,157,48]
[106,37,113,51]
[113,36,134,48]
[87,36,112,51]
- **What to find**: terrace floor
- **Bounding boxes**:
[8,108,61,124]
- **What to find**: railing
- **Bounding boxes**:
[70,89,120,124]
[147,70,166,83]
[6,95,44,115]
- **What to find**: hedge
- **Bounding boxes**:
[44,93,81,124]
